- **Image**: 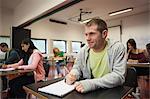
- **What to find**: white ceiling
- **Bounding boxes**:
[49,0,150,24]
[1,0,150,24]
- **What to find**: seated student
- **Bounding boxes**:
[65,18,126,93]
[127,38,147,63]
[0,44,6,63]
[4,38,45,98]
[0,42,20,90]
[0,42,20,64]
[53,47,65,77]
[127,39,149,94]
[145,43,150,62]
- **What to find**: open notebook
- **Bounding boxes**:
[38,80,75,97]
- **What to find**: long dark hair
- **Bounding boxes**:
[127,38,137,52]
[146,43,150,55]
[21,38,37,55]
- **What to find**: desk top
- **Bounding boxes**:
[0,69,33,77]
[127,63,150,68]
[23,78,133,99]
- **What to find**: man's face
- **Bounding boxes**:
[0,46,7,52]
[84,24,105,50]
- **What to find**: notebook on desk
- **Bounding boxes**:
[38,80,75,97]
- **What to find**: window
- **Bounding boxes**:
[31,38,47,53]
[72,41,82,53]
[53,40,66,53]
[0,36,10,47]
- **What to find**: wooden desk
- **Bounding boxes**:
[0,69,34,98]
[127,63,150,68]
[127,63,150,76]
[0,69,33,77]
[23,78,133,99]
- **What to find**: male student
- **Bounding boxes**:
[66,18,126,93]
[0,42,20,90]
[146,43,150,62]
[0,42,20,64]
[0,45,5,63]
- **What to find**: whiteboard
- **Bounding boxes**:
[107,26,121,42]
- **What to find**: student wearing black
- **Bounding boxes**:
[0,42,20,91]
[146,43,150,62]
[0,43,20,64]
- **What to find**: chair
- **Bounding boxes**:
[26,71,37,99]
[124,67,140,99]
[124,67,138,89]
[43,60,50,78]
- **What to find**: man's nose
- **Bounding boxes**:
[86,35,91,41]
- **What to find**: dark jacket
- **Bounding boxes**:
[4,49,20,64]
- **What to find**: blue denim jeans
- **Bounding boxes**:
[55,62,65,74]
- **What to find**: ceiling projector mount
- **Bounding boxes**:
[78,9,92,21]
[68,8,92,23]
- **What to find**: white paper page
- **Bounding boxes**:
[38,80,75,97]
[0,68,15,71]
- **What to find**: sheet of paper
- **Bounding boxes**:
[38,80,75,97]
[0,68,15,71]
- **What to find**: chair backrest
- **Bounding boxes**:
[43,60,50,77]
[124,67,138,88]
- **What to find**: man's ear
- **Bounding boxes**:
[102,30,108,38]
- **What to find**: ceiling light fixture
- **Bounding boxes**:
[109,7,133,16]
[79,19,91,24]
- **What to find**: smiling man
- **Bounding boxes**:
[66,18,126,93]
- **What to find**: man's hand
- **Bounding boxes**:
[75,82,84,93]
[1,64,7,69]
[65,72,77,85]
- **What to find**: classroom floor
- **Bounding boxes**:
[138,76,149,99]
[125,76,150,99]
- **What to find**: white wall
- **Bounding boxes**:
[26,18,85,54]
[1,8,13,36]
[122,12,149,49]
[0,0,2,34]
[0,0,13,36]
[149,3,150,36]
[13,0,66,26]
[107,12,150,49]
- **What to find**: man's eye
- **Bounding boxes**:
[90,33,94,35]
